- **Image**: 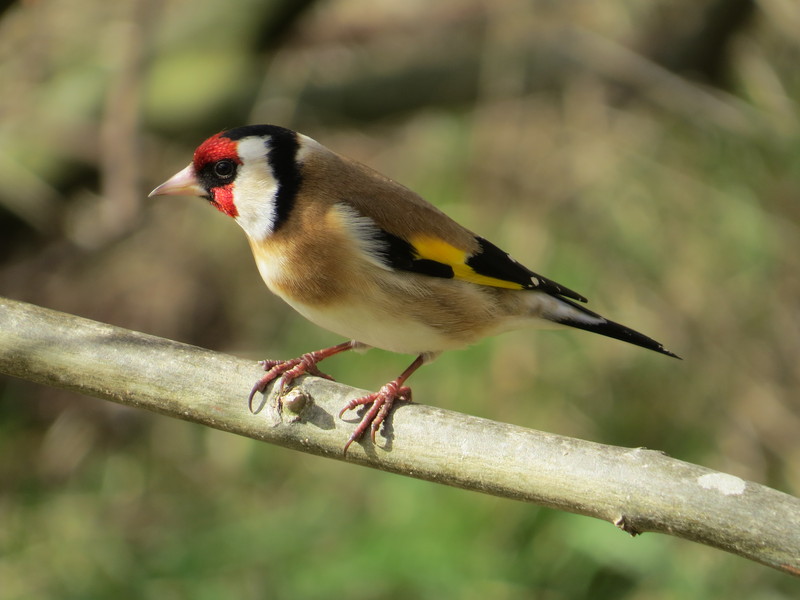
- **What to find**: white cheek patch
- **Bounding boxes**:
[232,138,279,240]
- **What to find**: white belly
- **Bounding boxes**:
[282,296,461,355]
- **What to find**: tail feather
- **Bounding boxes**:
[544,296,680,359]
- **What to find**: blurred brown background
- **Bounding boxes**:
[1,0,799,598]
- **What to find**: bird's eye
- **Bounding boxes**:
[213,159,236,180]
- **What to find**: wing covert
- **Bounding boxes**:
[374,229,587,302]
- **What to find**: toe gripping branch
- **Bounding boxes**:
[248,343,425,456]
[247,341,356,412]
[338,354,424,455]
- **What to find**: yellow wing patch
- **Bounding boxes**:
[410,235,524,290]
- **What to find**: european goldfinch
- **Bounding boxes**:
[150,124,678,453]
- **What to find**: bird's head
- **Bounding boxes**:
[150,125,304,240]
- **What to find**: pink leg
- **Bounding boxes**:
[248,340,357,412]
[339,354,425,455]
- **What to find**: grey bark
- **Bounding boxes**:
[0,296,798,576]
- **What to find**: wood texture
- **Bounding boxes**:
[1,296,798,576]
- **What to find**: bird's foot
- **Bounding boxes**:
[339,382,412,455]
[248,341,356,412]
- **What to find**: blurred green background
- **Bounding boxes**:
[1,0,799,597]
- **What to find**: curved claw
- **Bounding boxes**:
[248,383,263,413]
[339,354,425,455]
[247,342,355,414]
[341,382,403,455]
[248,361,293,413]
[246,357,324,414]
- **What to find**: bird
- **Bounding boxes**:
[150,124,679,454]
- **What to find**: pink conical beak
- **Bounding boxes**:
[148,164,205,198]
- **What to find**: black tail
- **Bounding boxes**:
[548,297,680,359]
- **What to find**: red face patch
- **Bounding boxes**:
[192,133,242,218]
[193,133,240,168]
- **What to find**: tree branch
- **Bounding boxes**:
[0,296,798,576]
